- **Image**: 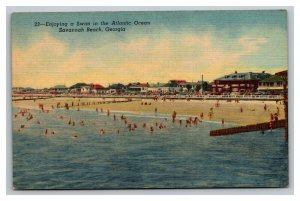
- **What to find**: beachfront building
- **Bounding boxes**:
[90,83,105,94]
[12,87,39,94]
[14,87,35,93]
[69,83,89,94]
[199,81,213,94]
[212,71,271,95]
[80,86,91,94]
[165,80,205,94]
[275,70,288,82]
[127,82,149,94]
[12,87,25,93]
[167,80,185,93]
[147,83,169,94]
[182,81,200,93]
[257,75,284,95]
[109,83,126,94]
[49,85,68,94]
[108,89,117,94]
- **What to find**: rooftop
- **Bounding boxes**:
[53,85,67,89]
[215,71,271,81]
[70,83,88,89]
[149,83,168,87]
[90,83,104,89]
[128,82,149,87]
[168,80,187,84]
[260,75,283,83]
[275,70,288,77]
[109,83,126,89]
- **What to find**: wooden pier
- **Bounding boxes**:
[210,119,286,136]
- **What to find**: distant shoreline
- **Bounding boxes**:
[12,93,284,102]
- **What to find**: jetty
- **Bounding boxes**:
[210,119,286,136]
[57,99,137,109]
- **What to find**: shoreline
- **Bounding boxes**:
[12,97,285,126]
[12,105,239,126]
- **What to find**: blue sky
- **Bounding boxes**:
[12,10,288,88]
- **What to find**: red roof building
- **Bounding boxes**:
[90,83,105,89]
[275,70,288,78]
[212,71,271,95]
[174,80,186,84]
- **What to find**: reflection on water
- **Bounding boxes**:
[13,107,288,189]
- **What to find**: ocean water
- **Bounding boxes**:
[12,107,288,189]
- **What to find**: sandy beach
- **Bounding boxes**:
[12,97,285,125]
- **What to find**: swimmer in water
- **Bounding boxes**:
[193,117,198,125]
[72,134,79,139]
[80,120,85,126]
[150,126,154,133]
[172,110,177,122]
[159,123,164,129]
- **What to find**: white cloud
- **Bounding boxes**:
[238,36,268,55]
[12,31,285,88]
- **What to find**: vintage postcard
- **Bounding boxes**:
[12,10,288,189]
